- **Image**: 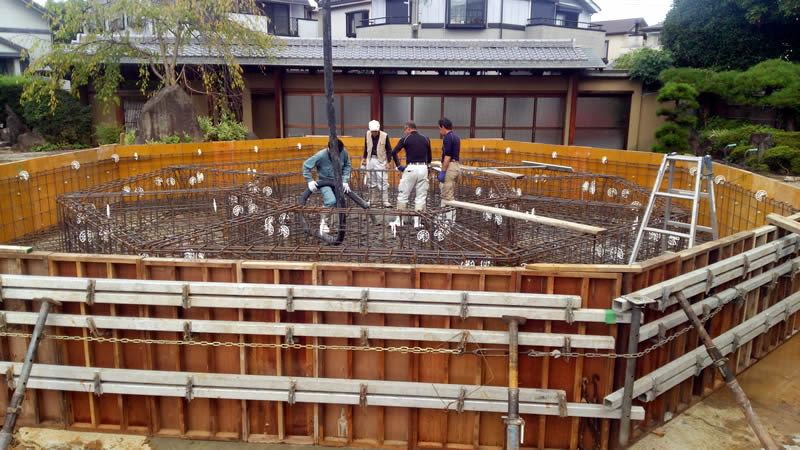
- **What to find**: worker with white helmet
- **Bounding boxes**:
[361,119,394,207]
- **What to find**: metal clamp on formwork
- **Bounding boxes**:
[695,354,704,377]
[183,321,192,341]
[705,269,715,295]
[649,375,659,399]
[285,287,294,313]
[763,313,772,330]
[659,286,672,312]
[182,284,191,310]
[360,328,369,347]
[288,380,297,405]
[285,326,294,345]
[731,333,741,353]
[359,383,368,408]
[784,303,793,322]
[792,261,800,277]
[5,367,14,391]
[0,276,4,303]
[185,376,193,402]
[565,303,575,325]
[734,288,748,307]
[86,317,100,338]
[768,272,780,292]
[557,391,568,417]
[93,372,103,397]
[742,254,751,277]
[86,279,95,306]
[562,336,572,361]
[0,312,6,331]
[360,289,369,315]
[702,304,712,321]
[456,330,469,354]
[460,292,469,320]
[455,386,466,414]
[657,323,667,342]
[711,356,728,369]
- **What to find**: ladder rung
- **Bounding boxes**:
[666,221,713,233]
[669,188,711,199]
[655,191,694,200]
[665,155,703,162]
[643,227,691,239]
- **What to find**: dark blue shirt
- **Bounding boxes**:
[442,132,460,162]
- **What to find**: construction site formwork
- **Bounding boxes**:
[0,138,798,449]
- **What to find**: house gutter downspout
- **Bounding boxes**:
[499,0,504,39]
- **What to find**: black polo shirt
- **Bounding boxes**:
[391,131,432,167]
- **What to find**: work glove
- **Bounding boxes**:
[307,181,318,192]
[438,171,446,183]
[343,182,351,193]
[397,165,406,172]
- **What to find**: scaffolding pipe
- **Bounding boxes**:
[504,316,525,450]
[673,292,777,450]
[618,301,643,447]
[0,297,61,450]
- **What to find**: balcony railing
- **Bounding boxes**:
[528,17,604,30]
[356,16,411,27]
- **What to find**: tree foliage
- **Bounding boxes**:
[1,75,92,146]
[661,59,800,111]
[23,0,278,114]
[614,48,674,90]
[662,0,800,70]
[653,82,700,153]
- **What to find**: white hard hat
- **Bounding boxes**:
[368,120,381,131]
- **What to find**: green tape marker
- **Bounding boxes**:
[604,309,616,324]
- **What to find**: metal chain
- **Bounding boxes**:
[525,304,726,360]
[0,331,460,355]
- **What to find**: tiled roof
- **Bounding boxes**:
[593,18,647,35]
[124,37,606,70]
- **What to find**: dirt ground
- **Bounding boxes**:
[631,332,800,450]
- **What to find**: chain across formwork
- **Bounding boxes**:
[0,303,723,361]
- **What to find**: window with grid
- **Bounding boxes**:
[383,95,565,143]
[447,0,487,27]
[284,94,372,138]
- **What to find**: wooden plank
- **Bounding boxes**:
[0,245,32,254]
[767,212,800,235]
[444,200,606,235]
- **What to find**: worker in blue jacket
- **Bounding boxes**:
[303,138,351,233]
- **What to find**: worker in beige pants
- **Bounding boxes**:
[438,118,461,222]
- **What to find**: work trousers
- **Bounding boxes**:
[366,158,390,204]
[397,164,429,211]
[439,161,461,205]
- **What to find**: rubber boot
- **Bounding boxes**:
[392,201,407,227]
[382,188,391,208]
[413,208,424,229]
[320,211,333,234]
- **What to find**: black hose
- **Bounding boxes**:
[297,180,369,245]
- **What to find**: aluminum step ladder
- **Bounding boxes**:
[628,154,719,264]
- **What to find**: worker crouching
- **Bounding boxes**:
[303,138,351,234]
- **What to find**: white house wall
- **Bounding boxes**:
[0,0,51,61]
[419,0,445,23]
[502,0,531,26]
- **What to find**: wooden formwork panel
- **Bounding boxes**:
[0,253,631,449]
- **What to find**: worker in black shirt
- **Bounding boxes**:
[361,120,394,208]
[390,121,432,228]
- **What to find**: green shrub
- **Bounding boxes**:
[124,130,136,145]
[728,146,746,163]
[95,123,125,145]
[198,112,248,142]
[762,145,800,174]
[703,116,749,130]
[745,155,769,172]
[1,75,92,146]
[161,135,182,144]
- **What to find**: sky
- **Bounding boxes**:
[592,0,674,25]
